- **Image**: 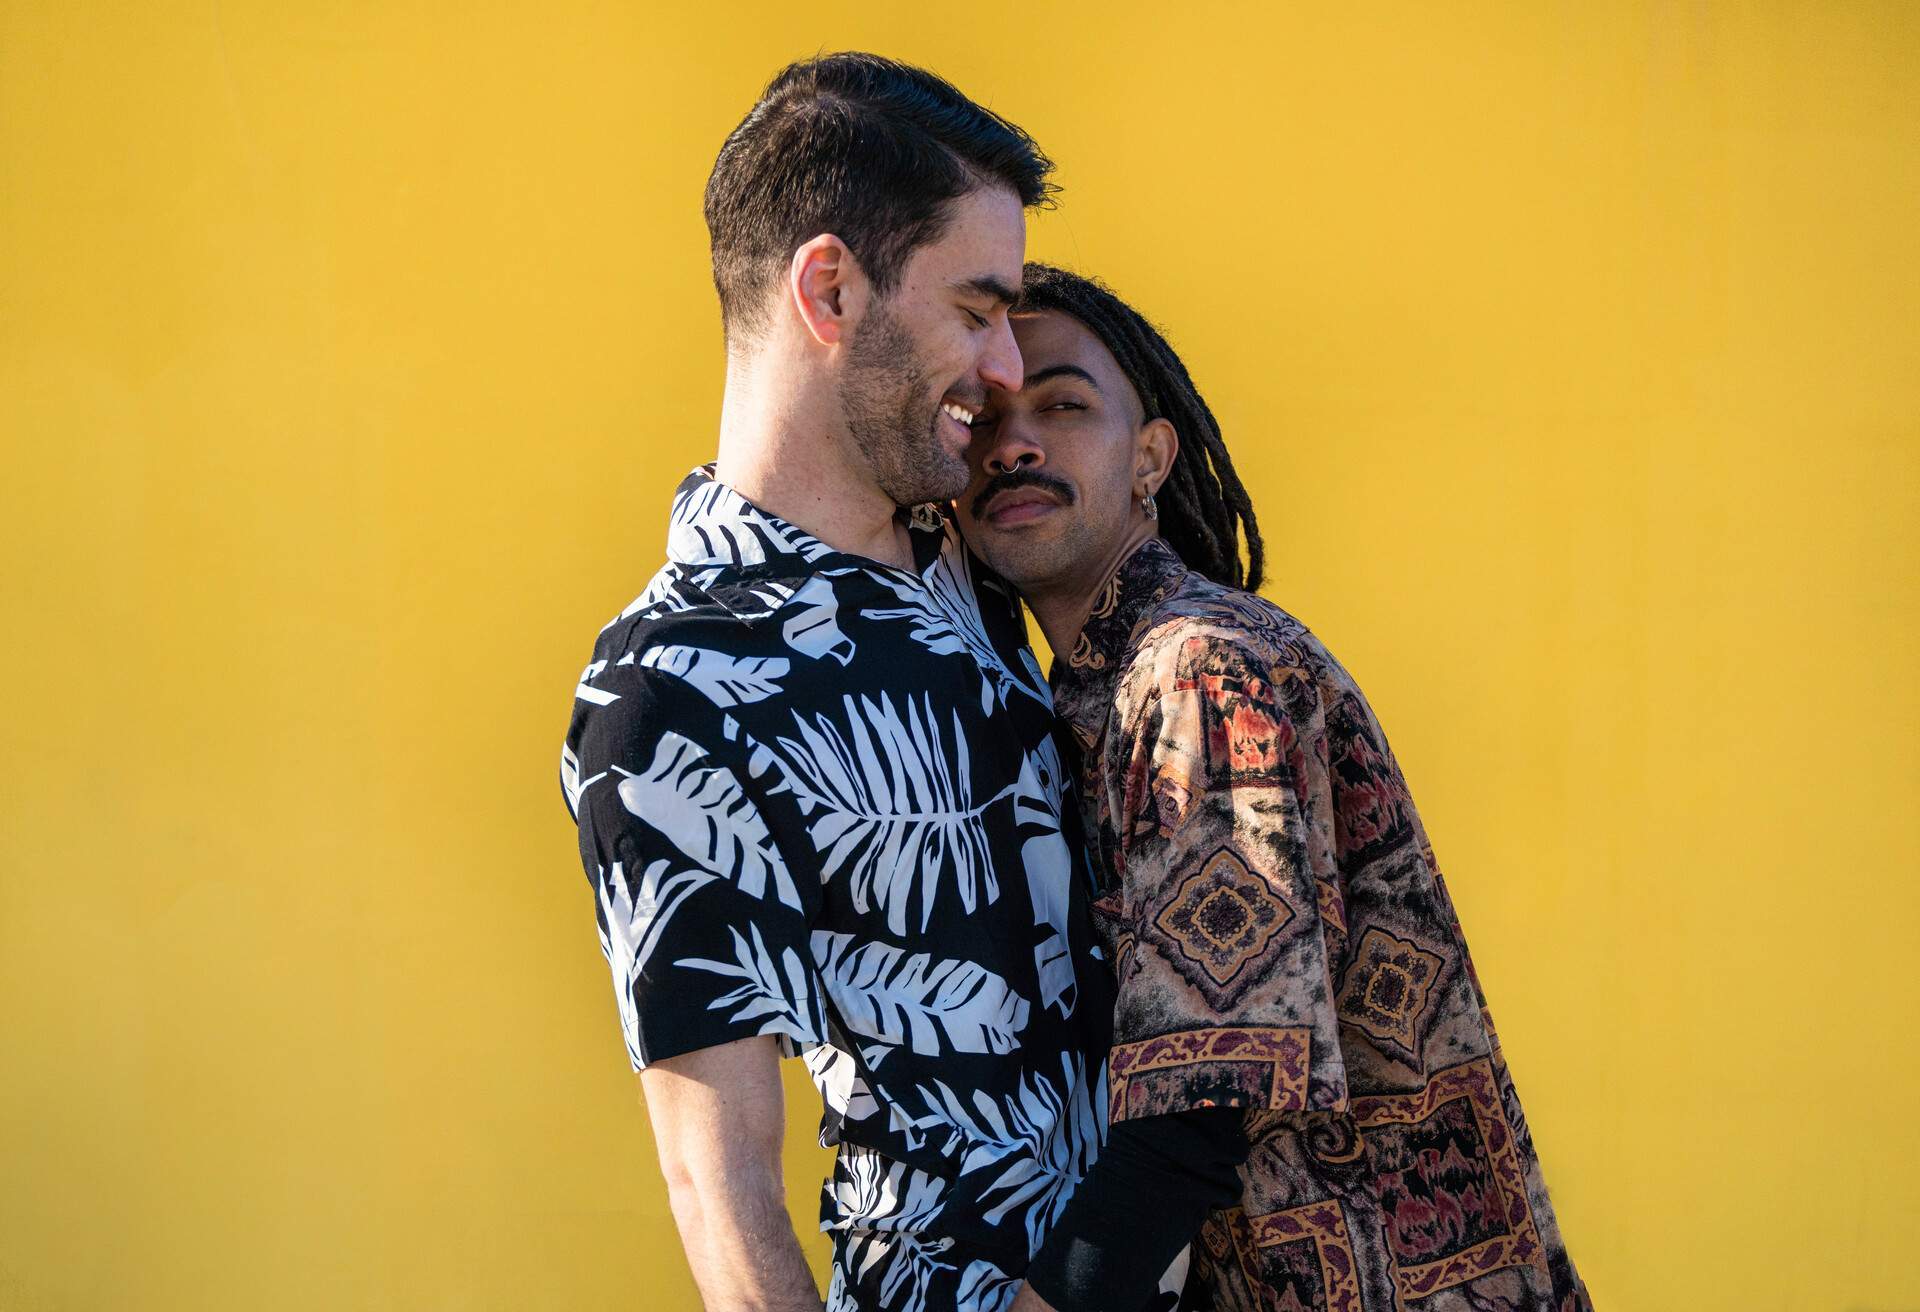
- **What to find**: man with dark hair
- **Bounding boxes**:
[954,265,1592,1312]
[561,61,1108,1312]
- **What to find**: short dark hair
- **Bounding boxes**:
[704,52,1056,340]
[1019,263,1266,592]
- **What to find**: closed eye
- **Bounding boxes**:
[964,309,990,329]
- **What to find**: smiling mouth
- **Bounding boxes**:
[935,398,979,452]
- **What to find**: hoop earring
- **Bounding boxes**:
[1140,492,1159,521]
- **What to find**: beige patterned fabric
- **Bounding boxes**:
[1053,538,1591,1312]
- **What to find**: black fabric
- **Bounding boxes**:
[1025,1107,1251,1312]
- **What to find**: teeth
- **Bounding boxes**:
[942,402,976,424]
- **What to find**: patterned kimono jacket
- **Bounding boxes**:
[1052,538,1591,1312]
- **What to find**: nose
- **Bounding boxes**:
[977,314,1023,394]
[980,411,1045,477]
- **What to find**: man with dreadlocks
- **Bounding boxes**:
[954,264,1592,1312]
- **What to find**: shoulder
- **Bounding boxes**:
[1116,574,1350,716]
[569,568,774,746]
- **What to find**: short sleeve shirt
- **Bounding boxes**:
[1052,538,1591,1312]
[561,468,1110,1312]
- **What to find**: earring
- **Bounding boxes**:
[1140,491,1158,521]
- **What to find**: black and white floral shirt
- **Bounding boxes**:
[561,468,1111,1312]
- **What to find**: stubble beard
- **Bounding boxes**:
[840,301,968,508]
[976,514,1094,599]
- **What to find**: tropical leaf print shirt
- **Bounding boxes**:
[1053,538,1591,1312]
[561,468,1111,1312]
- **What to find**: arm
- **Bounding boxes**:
[641,1035,823,1312]
[1021,636,1350,1311]
[1010,1281,1056,1312]
[563,665,832,1305]
[1016,1106,1249,1312]
[1101,637,1350,1125]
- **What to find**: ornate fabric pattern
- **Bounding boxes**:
[1154,848,1297,995]
[561,468,1111,1312]
[1053,538,1591,1312]
[1336,928,1447,1060]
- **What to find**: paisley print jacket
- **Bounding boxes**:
[1053,537,1592,1312]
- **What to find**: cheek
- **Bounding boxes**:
[1059,445,1135,512]
[960,433,996,482]
[1068,460,1144,543]
[956,469,990,511]
[910,312,970,373]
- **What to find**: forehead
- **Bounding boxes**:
[1009,309,1137,405]
[905,185,1025,283]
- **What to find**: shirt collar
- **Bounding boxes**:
[1052,536,1190,750]
[665,464,948,577]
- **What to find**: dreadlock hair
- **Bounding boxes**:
[1017,263,1265,592]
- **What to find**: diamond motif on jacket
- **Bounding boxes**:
[1154,847,1294,988]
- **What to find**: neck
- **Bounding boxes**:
[713,347,916,570]
[1024,521,1161,658]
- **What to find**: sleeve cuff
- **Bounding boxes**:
[1106,1026,1322,1123]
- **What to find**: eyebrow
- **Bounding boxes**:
[952,275,1021,307]
[1023,363,1101,390]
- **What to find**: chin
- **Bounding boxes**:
[885,451,968,509]
[969,532,1066,593]
[921,461,971,506]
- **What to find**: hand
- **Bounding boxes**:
[1009,1282,1059,1312]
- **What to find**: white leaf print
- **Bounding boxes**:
[737,578,798,618]
[611,561,704,625]
[617,731,802,912]
[814,931,1030,1056]
[559,743,607,819]
[744,692,1012,934]
[1030,923,1074,1020]
[1016,642,1046,693]
[678,923,826,1048]
[903,1053,1104,1252]
[637,644,790,705]
[840,1229,954,1312]
[1013,738,1076,1016]
[781,574,856,665]
[957,1259,1019,1312]
[1157,1247,1192,1306]
[575,655,619,706]
[804,1042,879,1125]
[825,1264,854,1312]
[669,475,834,568]
[854,547,1050,712]
[595,859,719,1066]
[829,1143,948,1230]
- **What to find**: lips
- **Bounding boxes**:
[937,397,980,451]
[982,486,1063,525]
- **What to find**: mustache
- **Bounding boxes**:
[970,468,1076,520]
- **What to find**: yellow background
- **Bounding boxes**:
[3,3,1915,1309]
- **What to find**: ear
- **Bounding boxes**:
[1135,417,1180,498]
[787,234,868,348]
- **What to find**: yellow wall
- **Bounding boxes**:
[3,3,1914,1308]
